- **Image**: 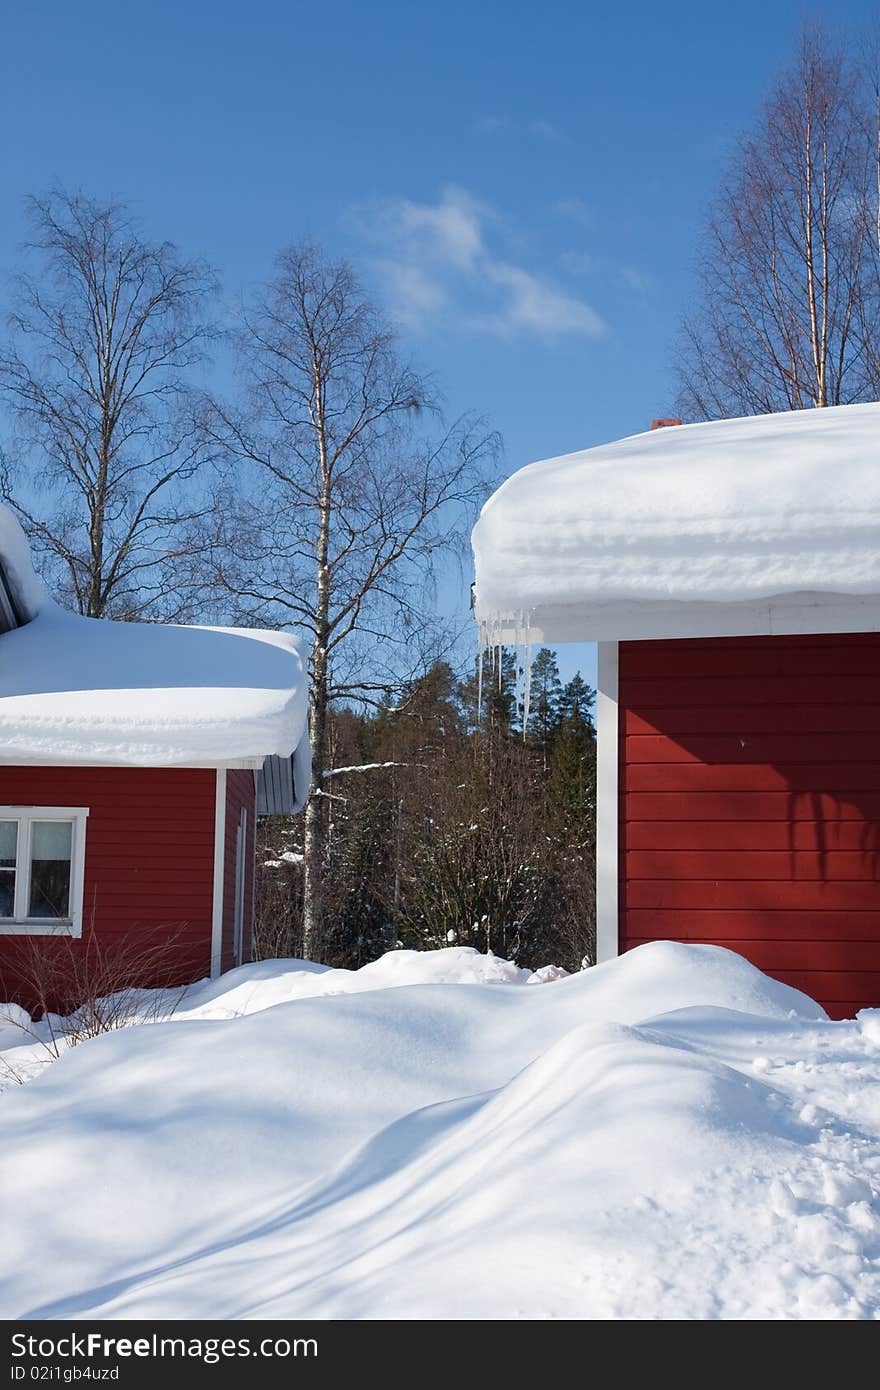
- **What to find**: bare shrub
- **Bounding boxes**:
[253,816,304,961]
[0,922,194,1082]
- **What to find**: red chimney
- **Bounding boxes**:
[651,418,682,430]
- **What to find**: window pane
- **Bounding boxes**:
[0,820,17,861]
[29,820,72,919]
[0,820,16,918]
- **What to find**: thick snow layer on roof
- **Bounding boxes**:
[0,607,309,766]
[4,942,880,1319]
[0,501,308,766]
[472,402,880,641]
[0,506,49,621]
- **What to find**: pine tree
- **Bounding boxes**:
[460,646,518,735]
[547,673,597,966]
[398,662,462,739]
[559,672,596,731]
[551,669,596,831]
[527,648,563,770]
[549,718,596,836]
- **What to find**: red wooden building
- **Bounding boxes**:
[472,403,880,1018]
[0,506,310,1006]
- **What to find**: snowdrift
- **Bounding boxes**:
[1,942,879,1320]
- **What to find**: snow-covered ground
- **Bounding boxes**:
[1,942,879,1320]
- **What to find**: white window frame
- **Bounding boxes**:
[0,807,89,936]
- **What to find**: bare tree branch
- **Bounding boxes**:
[206,242,499,958]
[0,188,219,618]
[676,26,880,419]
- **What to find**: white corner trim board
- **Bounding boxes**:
[595,642,619,964]
[210,768,227,978]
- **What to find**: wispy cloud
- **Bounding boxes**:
[559,249,595,276]
[552,197,594,230]
[476,114,564,143]
[528,118,563,143]
[477,263,603,336]
[378,263,449,327]
[380,186,488,273]
[475,114,510,134]
[555,201,652,298]
[355,186,604,342]
[620,265,652,294]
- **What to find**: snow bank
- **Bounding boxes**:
[0,607,309,765]
[3,941,874,1321]
[165,939,819,1023]
[859,1009,880,1047]
[172,945,558,1017]
[0,504,48,621]
[472,402,880,641]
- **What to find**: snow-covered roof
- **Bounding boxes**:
[0,505,309,768]
[472,402,880,643]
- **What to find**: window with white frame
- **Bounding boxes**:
[0,808,88,935]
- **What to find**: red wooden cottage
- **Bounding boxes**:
[472,402,880,1019]
[0,504,310,1005]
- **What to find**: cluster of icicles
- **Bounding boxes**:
[476,613,535,734]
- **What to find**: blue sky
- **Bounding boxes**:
[2,0,877,688]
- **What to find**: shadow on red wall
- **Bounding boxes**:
[620,633,880,1019]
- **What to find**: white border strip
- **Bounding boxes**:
[595,641,619,963]
[474,592,880,646]
[210,767,227,978]
[0,757,264,769]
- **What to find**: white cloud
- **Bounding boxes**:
[528,118,563,142]
[391,186,488,273]
[482,263,604,337]
[373,261,449,330]
[356,186,604,343]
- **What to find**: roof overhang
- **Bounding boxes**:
[0,609,310,769]
[472,402,880,645]
[481,591,880,646]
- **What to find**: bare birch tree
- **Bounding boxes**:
[677,28,880,418]
[0,189,217,617]
[210,244,497,959]
[858,27,880,385]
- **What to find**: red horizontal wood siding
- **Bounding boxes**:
[0,765,216,1008]
[627,880,880,909]
[619,634,880,1020]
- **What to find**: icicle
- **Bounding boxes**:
[514,611,523,725]
[522,632,533,739]
[475,613,532,730]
